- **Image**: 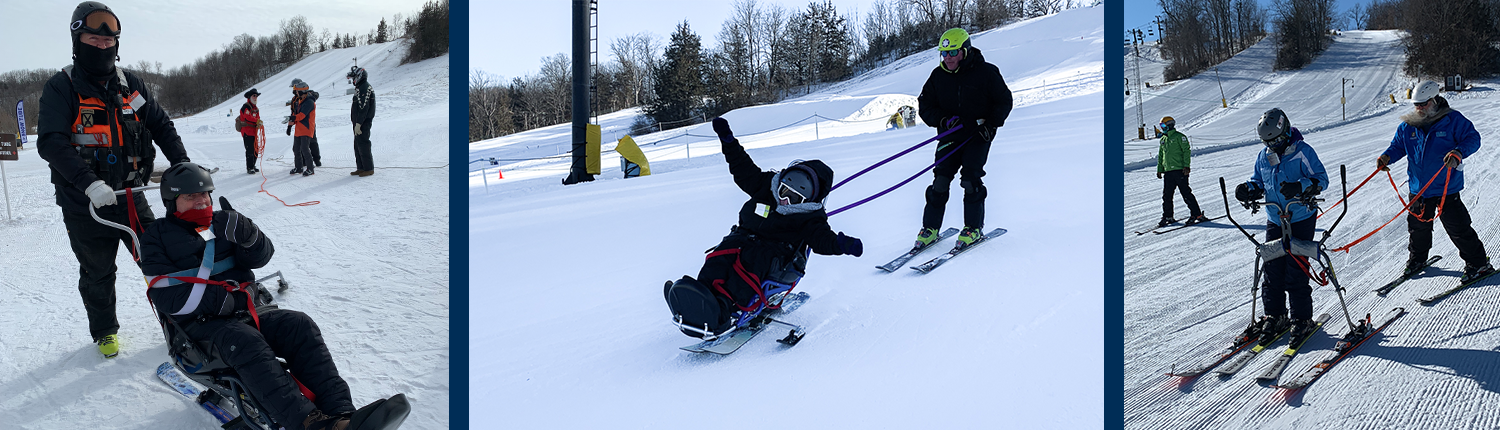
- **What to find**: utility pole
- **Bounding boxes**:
[1132,28,1145,140]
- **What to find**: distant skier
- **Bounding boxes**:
[287,79,316,176]
[915,27,1013,249]
[1376,80,1493,281]
[663,118,864,337]
[1156,116,1208,227]
[348,66,376,177]
[143,163,407,430]
[237,88,262,174]
[1234,108,1328,339]
[37,1,192,358]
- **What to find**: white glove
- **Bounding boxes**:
[355,124,363,135]
[85,180,117,208]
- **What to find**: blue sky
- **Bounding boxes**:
[0,0,425,73]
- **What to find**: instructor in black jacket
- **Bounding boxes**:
[348,66,376,176]
[915,27,1013,250]
[37,1,191,358]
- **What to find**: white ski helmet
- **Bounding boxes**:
[1413,80,1442,105]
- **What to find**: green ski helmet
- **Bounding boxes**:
[938,28,971,53]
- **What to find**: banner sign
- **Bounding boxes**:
[15,100,24,144]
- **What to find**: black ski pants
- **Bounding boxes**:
[311,135,322,166]
[353,122,374,172]
[923,136,991,230]
[187,309,354,429]
[1161,169,1202,219]
[1262,216,1316,321]
[243,134,258,171]
[1408,192,1489,268]
[60,194,156,341]
[293,136,314,171]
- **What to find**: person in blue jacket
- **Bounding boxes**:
[1234,108,1328,338]
[1376,80,1492,281]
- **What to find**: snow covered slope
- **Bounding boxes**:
[470,6,1102,189]
[471,7,1102,429]
[1125,30,1500,429]
[0,40,449,429]
[1123,31,1409,166]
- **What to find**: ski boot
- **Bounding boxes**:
[1287,317,1315,343]
[302,167,316,176]
[349,394,410,430]
[291,167,304,175]
[1462,258,1494,283]
[956,226,983,249]
[915,227,941,248]
[97,334,119,358]
[1156,216,1176,228]
[1184,214,1210,225]
[247,167,259,174]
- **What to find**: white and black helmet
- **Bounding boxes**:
[1412,80,1442,105]
[346,66,367,84]
[777,165,819,206]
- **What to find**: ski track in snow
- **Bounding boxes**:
[1126,30,1500,430]
[0,40,449,429]
[471,8,1102,429]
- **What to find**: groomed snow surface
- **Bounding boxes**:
[1126,30,1500,429]
[0,40,449,428]
[471,7,1102,429]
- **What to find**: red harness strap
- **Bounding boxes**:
[146,275,318,401]
[124,187,142,260]
[706,248,768,313]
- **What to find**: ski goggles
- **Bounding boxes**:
[1413,98,1434,108]
[1158,123,1171,132]
[72,11,120,36]
[939,49,963,58]
[778,183,808,206]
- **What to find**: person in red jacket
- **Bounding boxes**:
[288,80,315,176]
[237,88,262,174]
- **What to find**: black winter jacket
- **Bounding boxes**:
[141,214,274,324]
[722,137,843,256]
[917,47,1014,142]
[38,66,190,214]
[351,78,375,126]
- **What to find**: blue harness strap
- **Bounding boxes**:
[153,256,237,287]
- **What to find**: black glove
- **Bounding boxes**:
[1280,181,1303,200]
[978,125,997,142]
[1235,182,1264,202]
[212,197,263,247]
[1301,184,1322,202]
[286,124,293,136]
[712,117,734,142]
[836,232,863,257]
[940,115,962,132]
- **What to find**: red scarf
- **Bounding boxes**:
[173,204,213,227]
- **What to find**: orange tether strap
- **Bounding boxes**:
[1329,165,1450,253]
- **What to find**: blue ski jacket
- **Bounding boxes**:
[1248,139,1329,224]
[1382,110,1481,198]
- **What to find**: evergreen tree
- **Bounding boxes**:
[646,21,705,130]
[377,18,389,44]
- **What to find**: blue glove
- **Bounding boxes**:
[712,117,734,141]
[836,232,863,257]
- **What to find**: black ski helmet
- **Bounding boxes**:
[70,2,120,51]
[160,162,215,213]
[777,165,819,206]
[346,66,367,84]
[1257,108,1291,144]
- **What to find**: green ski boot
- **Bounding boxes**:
[97,334,119,358]
[915,228,941,248]
[956,227,984,249]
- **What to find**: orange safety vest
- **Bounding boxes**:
[65,66,156,189]
[292,95,316,137]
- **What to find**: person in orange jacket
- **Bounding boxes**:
[236,88,262,174]
[288,79,316,176]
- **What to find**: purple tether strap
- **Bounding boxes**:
[828,134,973,217]
[830,124,964,192]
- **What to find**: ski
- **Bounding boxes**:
[155,362,234,424]
[681,292,810,355]
[1152,215,1227,235]
[1418,268,1500,304]
[910,228,1008,274]
[1134,222,1176,236]
[876,228,960,272]
[1254,313,1331,382]
[1275,307,1406,392]
[1375,256,1442,296]
[1166,328,1262,378]
[1214,323,1294,376]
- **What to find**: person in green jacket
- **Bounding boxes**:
[1156,116,1207,227]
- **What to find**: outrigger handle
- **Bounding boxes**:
[88,186,159,260]
[1220,177,1262,247]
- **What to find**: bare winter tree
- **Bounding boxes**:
[1272,0,1335,69]
[1403,0,1500,77]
